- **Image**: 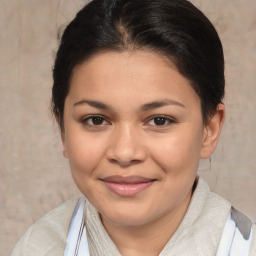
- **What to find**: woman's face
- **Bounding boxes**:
[62,50,213,227]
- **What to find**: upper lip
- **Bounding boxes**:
[100,175,156,184]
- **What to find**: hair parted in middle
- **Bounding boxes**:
[52,0,225,129]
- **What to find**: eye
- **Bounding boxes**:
[147,116,175,126]
[82,115,110,126]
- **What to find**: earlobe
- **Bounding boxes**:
[200,104,225,159]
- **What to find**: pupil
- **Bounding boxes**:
[92,117,103,125]
[154,117,165,125]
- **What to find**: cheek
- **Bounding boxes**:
[64,131,107,178]
[149,128,203,174]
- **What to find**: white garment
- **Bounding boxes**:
[11,177,256,256]
[64,198,90,256]
[216,212,253,255]
[65,199,253,256]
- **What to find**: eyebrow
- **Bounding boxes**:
[73,99,112,110]
[140,99,185,111]
[73,98,185,111]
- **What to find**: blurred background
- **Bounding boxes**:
[0,0,256,255]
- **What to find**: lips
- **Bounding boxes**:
[100,176,156,197]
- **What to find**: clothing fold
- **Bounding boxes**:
[11,177,256,256]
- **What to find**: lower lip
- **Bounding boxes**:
[103,181,154,197]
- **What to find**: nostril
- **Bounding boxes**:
[108,158,141,166]
[109,159,118,164]
[130,159,141,164]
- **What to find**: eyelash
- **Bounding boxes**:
[81,115,110,127]
[81,115,175,128]
[146,115,176,127]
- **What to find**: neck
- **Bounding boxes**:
[101,190,192,256]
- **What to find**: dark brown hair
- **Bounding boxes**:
[52,0,225,129]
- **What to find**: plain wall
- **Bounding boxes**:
[0,0,256,255]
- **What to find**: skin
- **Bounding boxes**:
[61,50,225,256]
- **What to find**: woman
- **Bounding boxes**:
[12,0,255,255]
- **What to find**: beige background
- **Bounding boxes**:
[0,0,256,255]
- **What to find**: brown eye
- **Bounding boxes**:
[153,117,167,126]
[82,115,109,126]
[147,116,175,127]
[91,116,104,125]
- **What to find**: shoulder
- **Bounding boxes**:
[11,198,79,256]
[250,223,256,256]
[198,178,256,255]
[181,177,256,255]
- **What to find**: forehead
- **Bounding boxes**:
[68,50,200,110]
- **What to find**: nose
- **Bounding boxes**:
[106,124,147,166]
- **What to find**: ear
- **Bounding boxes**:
[54,113,68,159]
[200,103,225,159]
